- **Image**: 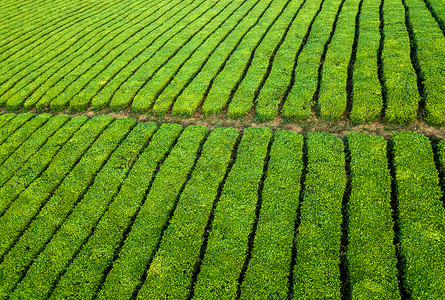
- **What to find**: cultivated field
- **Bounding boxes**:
[0,113,444,299]
[0,0,444,124]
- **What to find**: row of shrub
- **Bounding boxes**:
[26,0,179,111]
[350,0,382,123]
[202,0,291,116]
[282,0,344,121]
[382,0,420,123]
[391,132,445,298]
[56,123,181,299]
[65,0,205,112]
[346,133,400,299]
[227,0,305,118]
[94,0,234,112]
[170,0,276,117]
[255,0,324,122]
[240,131,303,299]
[192,127,272,298]
[0,120,142,298]
[317,0,360,120]
[0,115,88,217]
[0,0,124,109]
[291,133,345,299]
[0,115,114,260]
[32,0,191,111]
[136,127,239,299]
[97,125,208,299]
[0,114,68,188]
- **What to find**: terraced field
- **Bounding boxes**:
[0,113,444,299]
[0,0,444,124]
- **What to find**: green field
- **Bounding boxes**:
[0,113,443,299]
[0,0,444,124]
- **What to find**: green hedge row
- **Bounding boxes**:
[0,0,103,67]
[202,0,291,116]
[0,118,141,299]
[391,132,445,298]
[0,114,50,165]
[23,0,175,110]
[227,0,304,118]
[3,0,143,111]
[151,0,263,116]
[55,0,200,111]
[97,125,208,300]
[10,119,151,299]
[171,0,275,117]
[0,116,87,217]
[192,127,272,298]
[50,123,182,299]
[292,133,345,299]
[108,0,246,113]
[255,0,324,122]
[283,0,344,120]
[37,0,189,111]
[0,113,34,145]
[346,132,399,299]
[350,0,382,123]
[0,0,100,63]
[0,114,69,188]
[137,127,239,299]
[0,115,112,258]
[382,0,420,123]
[240,130,303,299]
[404,0,445,125]
[0,0,67,36]
[0,0,118,106]
[93,0,233,112]
[317,0,361,120]
[0,113,16,131]
[0,118,140,298]
[423,0,445,34]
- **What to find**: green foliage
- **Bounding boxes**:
[255,0,323,122]
[382,0,419,123]
[97,125,207,300]
[350,0,382,123]
[0,118,142,298]
[0,113,34,145]
[0,113,51,165]
[10,118,151,299]
[202,0,290,116]
[171,0,276,117]
[318,0,361,120]
[0,117,131,275]
[2,0,139,111]
[391,132,445,299]
[47,0,191,111]
[404,0,445,125]
[193,127,272,299]
[240,130,303,299]
[292,132,345,299]
[0,115,87,217]
[282,0,343,121]
[346,132,399,299]
[99,0,228,112]
[137,127,239,299]
[151,0,261,116]
[23,0,176,110]
[0,113,16,131]
[49,123,182,299]
[0,114,69,188]
[227,0,305,118]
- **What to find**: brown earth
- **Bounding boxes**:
[3,107,444,139]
